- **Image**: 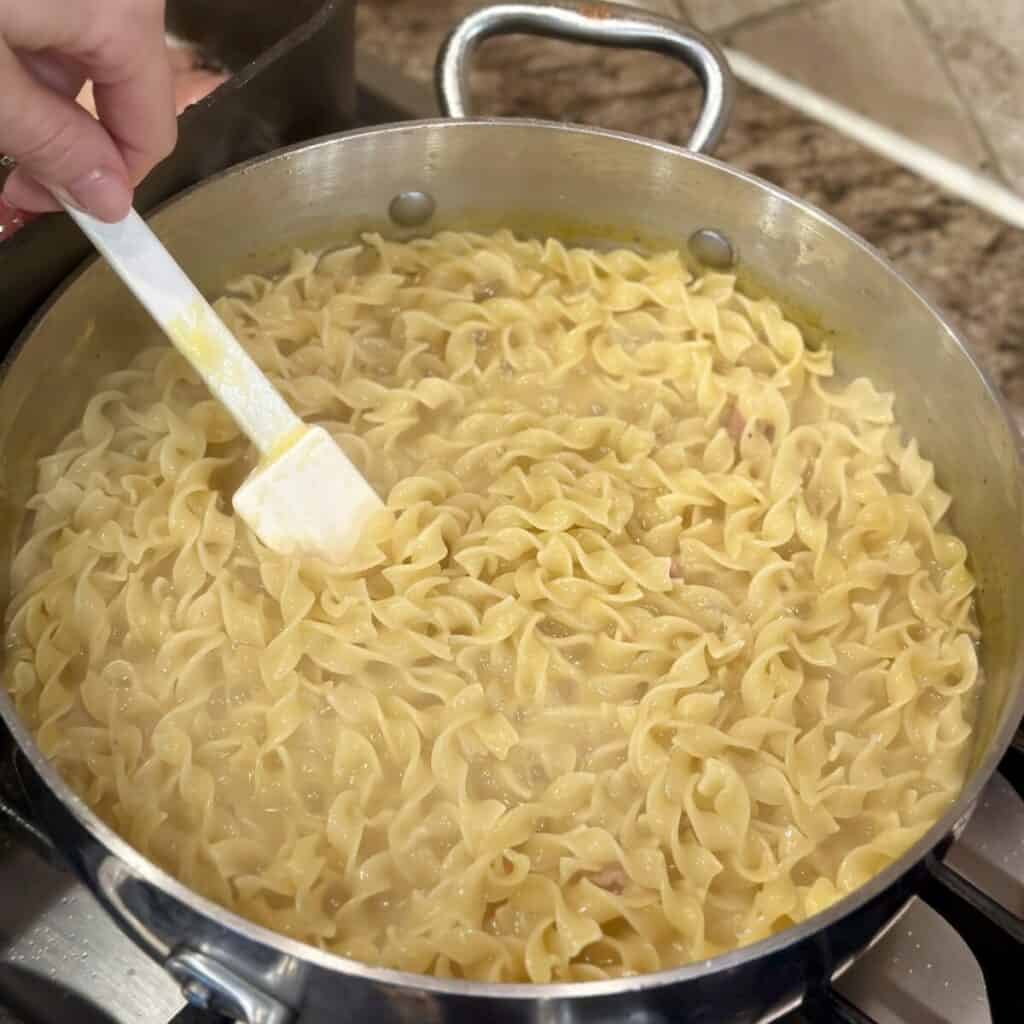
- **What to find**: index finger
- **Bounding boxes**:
[85,4,177,184]
[0,0,177,186]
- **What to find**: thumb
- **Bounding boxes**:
[0,44,132,222]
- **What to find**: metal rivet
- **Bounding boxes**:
[181,979,214,1011]
[388,191,436,227]
[688,228,737,270]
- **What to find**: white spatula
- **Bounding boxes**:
[63,204,383,562]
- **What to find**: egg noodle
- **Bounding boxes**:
[4,230,980,981]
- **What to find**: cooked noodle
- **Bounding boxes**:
[4,230,980,981]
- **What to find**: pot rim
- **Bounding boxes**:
[3,115,1022,1001]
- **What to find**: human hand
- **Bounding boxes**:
[0,0,177,222]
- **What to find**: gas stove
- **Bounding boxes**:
[0,58,1022,1024]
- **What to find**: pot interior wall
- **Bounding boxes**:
[1,121,1021,778]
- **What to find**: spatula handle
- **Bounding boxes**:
[64,205,300,456]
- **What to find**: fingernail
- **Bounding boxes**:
[64,169,132,222]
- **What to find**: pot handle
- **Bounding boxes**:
[435,1,734,156]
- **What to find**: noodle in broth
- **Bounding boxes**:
[4,230,980,981]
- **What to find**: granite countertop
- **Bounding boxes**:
[357,0,1024,423]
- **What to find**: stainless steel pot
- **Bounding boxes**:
[1,4,1022,1022]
